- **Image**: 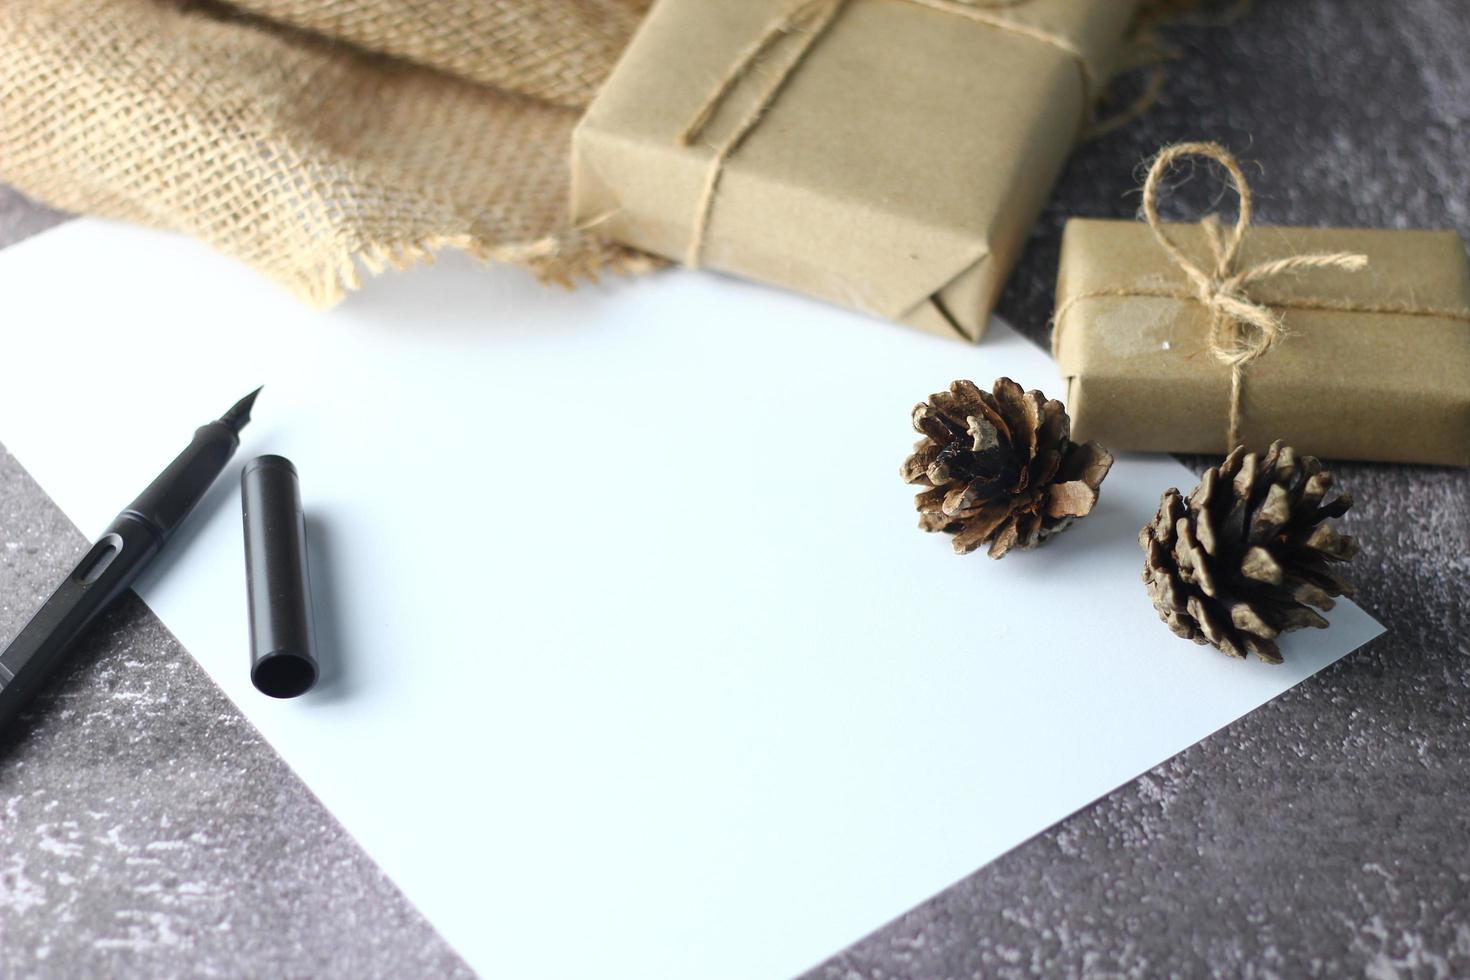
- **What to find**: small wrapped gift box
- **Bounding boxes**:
[572,0,1141,342]
[1052,145,1470,467]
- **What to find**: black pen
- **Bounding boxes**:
[0,388,261,734]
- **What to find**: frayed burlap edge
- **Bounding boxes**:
[0,0,658,308]
[299,232,660,309]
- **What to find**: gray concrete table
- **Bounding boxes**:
[2,1,1468,976]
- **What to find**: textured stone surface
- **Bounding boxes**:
[0,329,471,976]
[2,1,1468,976]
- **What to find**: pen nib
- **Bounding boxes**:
[220,386,263,434]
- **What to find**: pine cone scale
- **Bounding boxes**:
[943,483,980,516]
[900,441,939,484]
[989,520,1022,559]
[912,407,958,447]
[1045,480,1099,519]
[952,504,1011,555]
[1057,441,1111,486]
[1240,546,1282,584]
[1305,523,1356,560]
[1229,601,1277,638]
[1018,391,1044,460]
[967,416,1002,453]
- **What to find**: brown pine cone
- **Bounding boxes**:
[901,378,1114,558]
[1140,441,1358,664]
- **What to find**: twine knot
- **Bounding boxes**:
[1140,142,1368,449]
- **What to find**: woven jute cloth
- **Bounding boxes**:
[0,0,653,305]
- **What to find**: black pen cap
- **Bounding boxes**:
[241,456,318,699]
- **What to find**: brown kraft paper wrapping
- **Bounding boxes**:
[1053,218,1470,466]
[571,0,1141,342]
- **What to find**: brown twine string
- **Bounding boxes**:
[1087,0,1255,138]
[676,0,849,267]
[1052,141,1470,451]
[677,0,1099,269]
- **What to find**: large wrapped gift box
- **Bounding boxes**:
[572,0,1141,342]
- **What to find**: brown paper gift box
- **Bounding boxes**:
[1053,218,1470,466]
[571,0,1140,342]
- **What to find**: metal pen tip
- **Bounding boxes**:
[220,386,263,434]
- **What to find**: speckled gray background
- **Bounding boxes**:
[2,0,1468,977]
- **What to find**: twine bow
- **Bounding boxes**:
[1139,142,1369,449]
[1053,141,1470,451]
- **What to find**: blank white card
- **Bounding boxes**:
[0,221,1382,979]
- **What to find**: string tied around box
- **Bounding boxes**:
[675,0,1160,270]
[1140,142,1368,451]
[1052,140,1470,452]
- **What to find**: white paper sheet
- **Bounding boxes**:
[0,221,1383,980]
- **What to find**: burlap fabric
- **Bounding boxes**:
[0,0,653,305]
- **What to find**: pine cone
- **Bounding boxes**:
[1140,441,1358,664]
[901,378,1114,558]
